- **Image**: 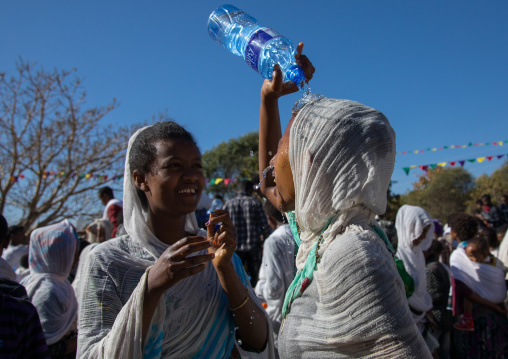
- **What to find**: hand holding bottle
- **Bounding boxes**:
[261,43,315,101]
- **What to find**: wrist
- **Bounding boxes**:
[214,260,235,275]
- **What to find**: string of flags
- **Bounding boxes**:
[402,154,507,175]
[8,171,124,183]
[8,172,245,187]
[397,140,507,155]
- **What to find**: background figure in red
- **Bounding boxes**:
[98,186,123,237]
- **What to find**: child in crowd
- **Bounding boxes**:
[454,233,507,331]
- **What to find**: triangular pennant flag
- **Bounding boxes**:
[461,145,467,148]
[402,151,407,155]
[215,178,223,185]
[499,141,504,146]
[468,142,472,146]
[493,142,498,146]
[430,164,437,169]
[224,178,231,186]
[210,178,215,185]
[497,155,505,159]
[487,156,493,161]
[19,174,25,179]
[459,161,465,167]
[450,145,455,149]
[419,165,428,171]
[450,161,456,166]
[402,167,410,175]
[413,150,419,154]
[410,165,417,169]
[205,178,210,184]
[468,159,476,163]
[432,148,437,152]
[438,162,447,167]
[477,157,486,163]
[420,150,424,153]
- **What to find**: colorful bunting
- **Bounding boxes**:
[397,140,507,155]
[401,153,508,175]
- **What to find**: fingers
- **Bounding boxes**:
[296,42,304,56]
[171,237,212,260]
[272,64,283,89]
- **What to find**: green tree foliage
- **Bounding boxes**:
[467,160,508,209]
[400,167,475,223]
[202,131,259,198]
[385,181,401,222]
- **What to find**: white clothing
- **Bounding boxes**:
[450,247,507,304]
[21,219,78,345]
[395,205,434,331]
[255,224,294,352]
[1,244,29,270]
[279,228,429,358]
[280,98,429,357]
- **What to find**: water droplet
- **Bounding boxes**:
[238,339,243,345]
[232,313,235,317]
[268,151,272,156]
[250,316,254,319]
[249,322,252,325]
[250,151,254,157]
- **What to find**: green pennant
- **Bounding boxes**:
[468,142,472,146]
[443,146,448,149]
[402,167,410,175]
[468,159,476,163]
[430,164,437,169]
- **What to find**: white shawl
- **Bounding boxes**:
[21,219,78,345]
[450,247,507,304]
[395,205,434,328]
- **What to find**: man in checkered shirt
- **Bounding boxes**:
[223,180,271,286]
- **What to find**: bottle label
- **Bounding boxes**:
[245,28,281,72]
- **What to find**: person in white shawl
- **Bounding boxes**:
[21,219,79,355]
[395,205,434,331]
[258,44,430,358]
[77,121,273,359]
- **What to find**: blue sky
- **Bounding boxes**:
[1,0,507,198]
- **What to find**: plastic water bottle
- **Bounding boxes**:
[208,4,305,85]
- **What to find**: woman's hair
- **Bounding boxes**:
[479,227,499,248]
[447,212,478,242]
[129,121,197,175]
[129,121,198,208]
[469,233,490,255]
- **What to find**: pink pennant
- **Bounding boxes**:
[419,165,428,171]
[449,161,456,166]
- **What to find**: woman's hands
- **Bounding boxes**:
[205,209,238,269]
[260,42,316,100]
[146,236,214,296]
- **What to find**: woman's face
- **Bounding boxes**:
[270,117,296,212]
[141,139,205,218]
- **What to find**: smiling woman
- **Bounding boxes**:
[76,122,273,358]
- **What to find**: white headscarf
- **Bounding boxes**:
[395,205,434,327]
[86,218,114,243]
[290,98,396,270]
[21,219,78,345]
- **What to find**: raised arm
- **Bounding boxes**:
[258,43,315,207]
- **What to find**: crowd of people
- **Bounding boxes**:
[1,46,507,358]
